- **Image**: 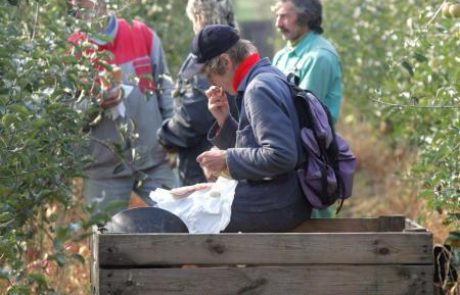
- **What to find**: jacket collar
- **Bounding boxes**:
[91,13,118,46]
[232,53,260,92]
[236,57,272,93]
[287,31,317,57]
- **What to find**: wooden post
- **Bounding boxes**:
[90,226,99,295]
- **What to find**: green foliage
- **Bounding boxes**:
[235,0,273,21]
[0,0,190,293]
[324,0,459,224]
[0,1,93,293]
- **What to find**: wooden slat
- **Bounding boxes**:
[98,232,432,266]
[379,216,407,231]
[99,265,434,295]
[90,226,99,295]
[291,216,406,232]
[405,218,427,232]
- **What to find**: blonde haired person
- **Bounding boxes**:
[186,0,237,30]
[158,0,238,185]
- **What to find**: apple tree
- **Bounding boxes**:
[0,0,191,293]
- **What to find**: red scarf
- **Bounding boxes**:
[232,53,261,92]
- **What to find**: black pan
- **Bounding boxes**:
[103,207,189,233]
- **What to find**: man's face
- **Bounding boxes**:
[275,1,308,42]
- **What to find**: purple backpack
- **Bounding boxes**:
[290,86,357,213]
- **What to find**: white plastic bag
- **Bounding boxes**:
[149,177,237,234]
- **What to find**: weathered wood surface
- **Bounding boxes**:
[99,232,432,266]
[405,218,428,232]
[90,226,99,295]
[100,265,434,295]
[291,216,406,233]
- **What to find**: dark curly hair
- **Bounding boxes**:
[273,0,323,34]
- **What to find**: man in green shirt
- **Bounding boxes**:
[273,0,343,218]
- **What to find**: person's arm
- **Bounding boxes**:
[225,78,298,180]
[150,31,174,120]
[158,75,215,149]
[205,86,237,150]
[208,114,238,150]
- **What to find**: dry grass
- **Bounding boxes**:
[33,179,91,295]
[45,183,150,294]
[337,108,453,243]
[44,179,92,295]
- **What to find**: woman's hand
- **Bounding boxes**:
[205,86,229,127]
[197,149,227,179]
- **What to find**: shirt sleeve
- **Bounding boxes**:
[151,31,174,121]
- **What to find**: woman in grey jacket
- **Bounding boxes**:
[185,25,312,232]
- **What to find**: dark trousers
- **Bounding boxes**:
[223,197,312,233]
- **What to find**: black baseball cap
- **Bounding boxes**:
[181,25,240,79]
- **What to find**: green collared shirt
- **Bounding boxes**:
[273,32,343,122]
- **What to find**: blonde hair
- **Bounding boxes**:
[203,39,258,77]
[186,0,237,28]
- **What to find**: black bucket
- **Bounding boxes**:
[103,207,188,233]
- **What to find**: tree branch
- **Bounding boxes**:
[372,98,460,109]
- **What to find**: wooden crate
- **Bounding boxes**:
[90,216,434,295]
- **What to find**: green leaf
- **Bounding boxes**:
[71,253,85,265]
[0,219,14,229]
[0,212,13,223]
[401,60,414,77]
[418,190,433,199]
[49,253,66,267]
[447,231,460,242]
[413,52,428,63]
[7,0,19,6]
[28,272,48,288]
[55,226,71,243]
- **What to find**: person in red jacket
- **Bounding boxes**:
[68,0,177,215]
